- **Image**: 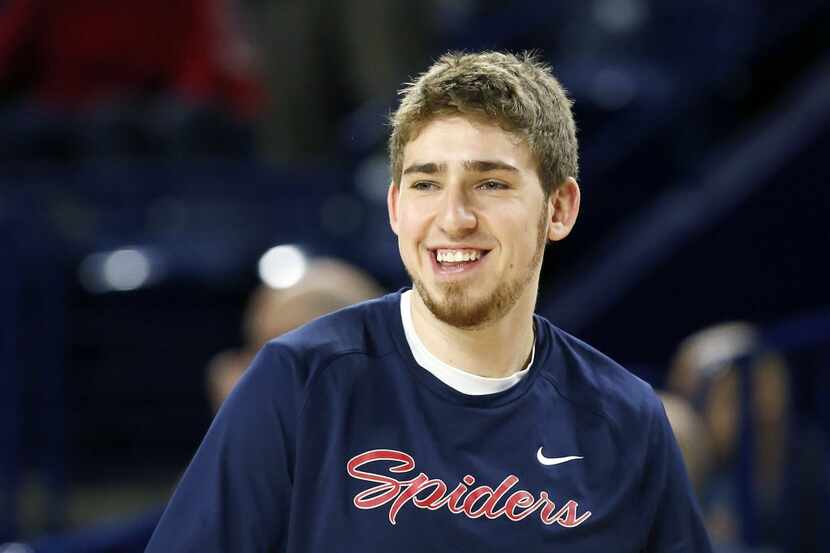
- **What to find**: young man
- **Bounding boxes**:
[146,52,711,552]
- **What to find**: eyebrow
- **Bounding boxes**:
[402,160,519,175]
[402,162,446,175]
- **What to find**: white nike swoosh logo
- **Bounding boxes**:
[536,447,583,466]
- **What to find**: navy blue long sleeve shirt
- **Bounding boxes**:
[146,291,711,552]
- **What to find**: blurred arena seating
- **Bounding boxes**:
[1,1,829,551]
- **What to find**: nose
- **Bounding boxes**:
[437,186,477,237]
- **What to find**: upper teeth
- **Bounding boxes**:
[436,249,482,263]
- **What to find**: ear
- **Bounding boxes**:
[387,181,401,236]
[547,177,580,242]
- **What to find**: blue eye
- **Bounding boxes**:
[478,180,507,191]
[411,181,437,191]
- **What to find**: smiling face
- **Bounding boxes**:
[388,115,578,329]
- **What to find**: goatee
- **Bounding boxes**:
[409,205,548,329]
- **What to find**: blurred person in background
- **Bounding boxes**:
[240,0,435,161]
[668,322,828,552]
[657,392,715,500]
[0,0,263,159]
[656,391,753,553]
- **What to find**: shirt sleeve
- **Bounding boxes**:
[145,343,300,553]
[644,395,713,553]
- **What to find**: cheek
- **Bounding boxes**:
[399,219,425,248]
[397,202,431,235]
[486,215,533,267]
[515,219,540,255]
[395,214,428,262]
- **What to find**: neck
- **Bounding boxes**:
[409,285,537,378]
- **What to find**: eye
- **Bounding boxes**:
[411,181,438,191]
[477,180,508,191]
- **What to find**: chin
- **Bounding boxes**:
[414,278,513,330]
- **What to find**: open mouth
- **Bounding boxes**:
[429,248,491,274]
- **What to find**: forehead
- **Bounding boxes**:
[402,115,535,171]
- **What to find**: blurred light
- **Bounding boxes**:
[79,247,154,293]
[0,543,35,553]
[258,245,307,289]
[104,249,151,291]
[592,0,647,34]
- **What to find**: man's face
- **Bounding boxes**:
[388,115,559,329]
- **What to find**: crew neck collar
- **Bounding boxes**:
[399,290,532,396]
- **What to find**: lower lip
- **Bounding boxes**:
[429,252,488,278]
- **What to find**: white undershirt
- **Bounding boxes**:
[400,290,532,395]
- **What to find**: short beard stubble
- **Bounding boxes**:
[410,204,549,329]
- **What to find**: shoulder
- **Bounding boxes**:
[536,317,663,430]
[246,292,401,388]
[275,291,399,359]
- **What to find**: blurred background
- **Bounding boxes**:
[1,0,829,552]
